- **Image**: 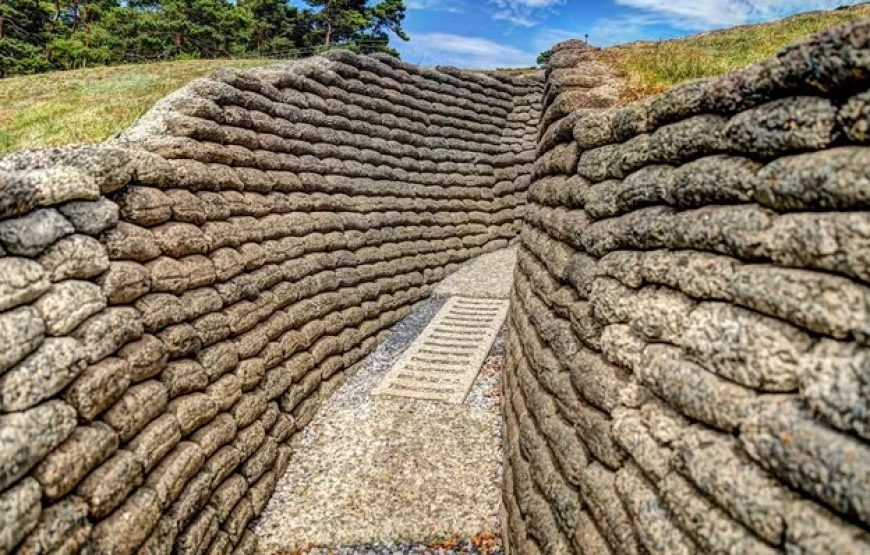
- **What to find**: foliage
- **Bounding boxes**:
[536,49,551,68]
[598,3,870,102]
[0,57,268,152]
[0,0,409,77]
[304,0,408,55]
[241,0,305,53]
[0,36,48,75]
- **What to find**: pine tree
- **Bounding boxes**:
[0,0,52,75]
[304,0,407,53]
[536,49,552,67]
[0,0,410,76]
[45,0,119,69]
[125,0,249,57]
[239,0,303,54]
[304,0,365,46]
[355,0,407,55]
[1,0,51,41]
[367,0,407,41]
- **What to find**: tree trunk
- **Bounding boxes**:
[324,0,333,45]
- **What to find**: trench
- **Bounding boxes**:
[2,23,870,555]
[0,48,545,555]
[253,248,516,553]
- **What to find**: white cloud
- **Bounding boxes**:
[536,0,868,48]
[398,32,537,68]
[585,13,672,46]
[406,0,465,13]
[487,0,566,27]
[612,0,747,28]
[531,27,578,52]
[613,0,866,30]
[533,12,666,50]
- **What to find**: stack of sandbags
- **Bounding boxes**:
[503,21,870,555]
[0,50,542,555]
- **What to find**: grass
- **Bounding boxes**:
[478,68,540,77]
[598,3,870,102]
[3,5,870,153]
[0,58,270,154]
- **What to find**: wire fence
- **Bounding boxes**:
[102,39,394,68]
[1,22,399,72]
[110,38,392,61]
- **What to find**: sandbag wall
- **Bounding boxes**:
[0,53,541,555]
[486,72,542,225]
[504,22,870,555]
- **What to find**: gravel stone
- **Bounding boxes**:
[434,246,517,298]
[254,249,516,554]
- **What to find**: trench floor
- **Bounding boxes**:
[252,247,517,554]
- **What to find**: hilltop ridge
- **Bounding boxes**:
[597,2,870,101]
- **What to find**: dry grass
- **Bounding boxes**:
[477,68,541,77]
[598,4,870,103]
[3,5,869,153]
[0,58,270,154]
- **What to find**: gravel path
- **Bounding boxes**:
[434,247,517,298]
[301,534,503,555]
[253,248,516,554]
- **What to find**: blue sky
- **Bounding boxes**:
[371,0,866,68]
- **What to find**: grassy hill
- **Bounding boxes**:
[598,3,870,102]
[1,4,869,154]
[0,58,269,154]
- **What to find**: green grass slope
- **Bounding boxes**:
[2,4,869,153]
[0,58,268,154]
[598,3,870,102]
